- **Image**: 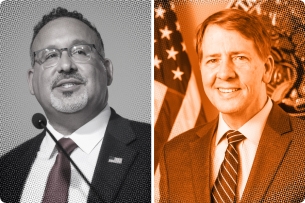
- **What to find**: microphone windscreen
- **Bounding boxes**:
[32,113,47,129]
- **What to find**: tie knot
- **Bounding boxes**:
[57,138,78,154]
[225,130,245,145]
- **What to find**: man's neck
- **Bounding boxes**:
[222,98,269,130]
[46,104,107,135]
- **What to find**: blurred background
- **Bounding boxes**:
[0,1,151,156]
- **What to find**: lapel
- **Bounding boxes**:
[189,118,218,203]
[241,104,293,202]
[13,131,45,202]
[88,108,138,203]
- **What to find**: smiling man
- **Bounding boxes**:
[0,7,150,203]
[159,9,305,202]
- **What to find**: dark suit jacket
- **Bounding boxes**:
[159,104,305,202]
[0,108,151,203]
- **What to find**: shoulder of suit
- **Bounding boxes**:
[268,104,305,142]
[113,108,150,128]
[0,131,45,166]
[113,115,151,145]
[288,115,305,136]
[129,119,150,130]
[128,120,151,141]
[115,114,150,134]
[163,120,215,152]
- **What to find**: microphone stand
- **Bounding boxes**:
[39,121,104,202]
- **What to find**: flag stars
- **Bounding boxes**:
[175,21,181,31]
[154,55,162,69]
[166,46,179,60]
[181,42,186,51]
[155,5,166,19]
[160,26,172,40]
[170,2,175,11]
[172,67,184,81]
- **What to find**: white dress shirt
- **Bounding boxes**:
[211,98,273,200]
[21,105,111,203]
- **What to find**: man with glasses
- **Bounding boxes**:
[0,7,150,203]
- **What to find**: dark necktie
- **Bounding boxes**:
[211,130,245,203]
[42,138,77,203]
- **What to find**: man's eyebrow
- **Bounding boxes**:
[203,51,251,58]
[71,39,90,45]
[230,51,251,55]
[40,45,58,49]
[40,40,91,50]
[203,53,221,58]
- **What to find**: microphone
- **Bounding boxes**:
[32,113,47,129]
[32,113,104,202]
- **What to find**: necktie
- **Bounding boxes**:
[42,138,78,203]
[211,130,245,203]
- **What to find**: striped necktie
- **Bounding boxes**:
[211,130,245,203]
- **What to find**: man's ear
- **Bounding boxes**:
[27,68,35,95]
[103,58,113,86]
[262,55,274,84]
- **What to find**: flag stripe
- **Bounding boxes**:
[154,87,184,170]
[154,80,168,126]
[168,72,206,140]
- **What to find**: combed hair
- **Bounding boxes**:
[30,7,104,66]
[196,9,271,63]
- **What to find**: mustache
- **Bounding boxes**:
[51,72,87,89]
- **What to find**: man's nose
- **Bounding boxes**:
[56,51,78,73]
[216,58,236,80]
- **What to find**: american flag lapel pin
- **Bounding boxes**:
[108,156,123,164]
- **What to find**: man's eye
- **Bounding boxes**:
[207,59,218,64]
[234,56,248,61]
[204,59,220,68]
[45,53,58,60]
[73,49,87,55]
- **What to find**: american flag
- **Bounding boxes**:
[154,0,206,172]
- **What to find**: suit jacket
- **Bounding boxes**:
[0,108,151,203]
[159,104,305,202]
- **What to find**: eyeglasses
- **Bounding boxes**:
[32,44,102,69]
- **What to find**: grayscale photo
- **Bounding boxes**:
[0,1,151,202]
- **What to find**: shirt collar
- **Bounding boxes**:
[45,105,111,156]
[215,98,273,146]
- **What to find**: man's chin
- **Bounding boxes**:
[214,102,241,115]
[50,91,88,113]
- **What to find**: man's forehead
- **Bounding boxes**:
[202,25,254,48]
[32,17,97,50]
[202,25,245,41]
[201,25,255,54]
